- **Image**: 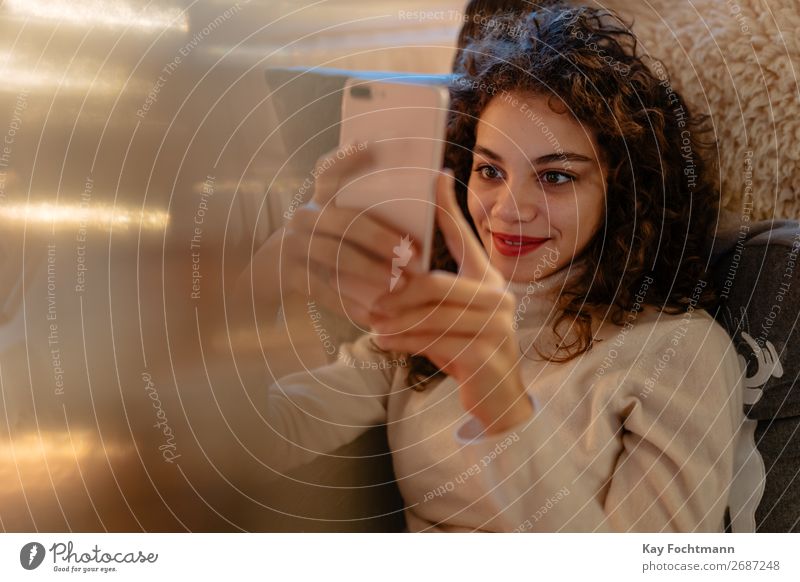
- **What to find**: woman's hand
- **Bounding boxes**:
[369,171,534,435]
[278,142,416,326]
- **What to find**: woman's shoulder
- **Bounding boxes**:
[588,305,742,408]
[591,304,734,368]
[638,305,730,346]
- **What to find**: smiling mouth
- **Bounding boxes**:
[491,232,551,256]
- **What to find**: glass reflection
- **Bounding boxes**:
[0,202,169,231]
[5,0,189,32]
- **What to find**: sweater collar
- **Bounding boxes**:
[505,261,587,330]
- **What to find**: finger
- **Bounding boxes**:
[283,262,372,327]
[371,304,503,337]
[309,293,373,329]
[340,300,372,328]
[373,331,467,358]
[293,205,414,263]
[373,334,492,377]
[436,170,497,282]
[373,271,513,315]
[334,272,394,311]
[310,141,373,206]
[284,229,394,287]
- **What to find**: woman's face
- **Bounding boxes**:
[466,91,607,283]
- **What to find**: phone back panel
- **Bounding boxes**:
[337,79,449,272]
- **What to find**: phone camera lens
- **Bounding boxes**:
[350,85,372,99]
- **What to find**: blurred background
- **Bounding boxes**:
[0,0,464,532]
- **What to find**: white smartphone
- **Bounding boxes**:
[336,78,450,274]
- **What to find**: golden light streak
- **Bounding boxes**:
[5,0,188,32]
[0,51,150,94]
[0,431,133,490]
[0,202,169,231]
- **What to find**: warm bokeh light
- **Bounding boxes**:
[0,202,170,231]
[5,0,189,32]
[0,53,138,94]
[0,430,133,490]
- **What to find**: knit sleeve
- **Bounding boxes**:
[450,315,743,532]
[262,333,396,476]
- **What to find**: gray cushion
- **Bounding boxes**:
[712,219,800,532]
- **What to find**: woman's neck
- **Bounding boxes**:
[505,261,587,329]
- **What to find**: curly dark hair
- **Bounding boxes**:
[400,6,721,389]
[452,1,566,70]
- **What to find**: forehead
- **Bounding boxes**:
[475,92,599,159]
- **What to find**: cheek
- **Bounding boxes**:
[466,188,491,225]
[584,189,606,233]
[571,190,606,243]
[541,199,574,236]
[546,195,601,242]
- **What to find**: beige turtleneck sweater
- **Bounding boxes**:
[264,266,745,532]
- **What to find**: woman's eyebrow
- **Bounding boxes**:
[474,145,593,165]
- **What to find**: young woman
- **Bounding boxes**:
[247,7,744,532]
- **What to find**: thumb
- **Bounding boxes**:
[311,141,372,206]
[436,169,494,281]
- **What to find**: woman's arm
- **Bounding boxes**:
[261,332,396,476]
[449,316,743,532]
[598,318,742,531]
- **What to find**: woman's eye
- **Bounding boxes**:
[474,165,503,180]
[539,171,575,185]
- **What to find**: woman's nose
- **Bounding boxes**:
[491,182,540,223]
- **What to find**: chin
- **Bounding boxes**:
[479,232,560,279]
[490,257,548,283]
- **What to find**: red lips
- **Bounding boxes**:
[491,232,550,256]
